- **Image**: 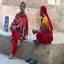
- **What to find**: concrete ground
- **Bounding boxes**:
[0,53,29,64]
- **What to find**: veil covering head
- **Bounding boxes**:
[40,6,53,33]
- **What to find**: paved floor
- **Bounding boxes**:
[0,53,29,64]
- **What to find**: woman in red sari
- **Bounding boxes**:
[9,2,28,59]
[32,6,53,46]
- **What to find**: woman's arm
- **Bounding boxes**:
[21,24,26,40]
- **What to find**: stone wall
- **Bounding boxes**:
[0,35,64,64]
[47,0,64,32]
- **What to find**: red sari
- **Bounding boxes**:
[36,31,53,44]
[16,12,28,37]
[20,16,28,39]
[36,6,53,44]
[10,19,21,56]
[10,12,28,57]
[11,20,20,41]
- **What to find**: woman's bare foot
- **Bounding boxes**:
[33,40,39,49]
[9,54,14,59]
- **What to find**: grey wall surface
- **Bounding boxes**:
[0,35,64,64]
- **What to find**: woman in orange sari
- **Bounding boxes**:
[32,6,53,64]
[32,6,53,46]
[9,2,28,59]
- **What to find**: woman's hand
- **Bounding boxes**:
[12,26,17,30]
[32,29,37,34]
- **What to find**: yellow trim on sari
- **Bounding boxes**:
[41,16,48,26]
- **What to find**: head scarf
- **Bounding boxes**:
[40,6,53,33]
